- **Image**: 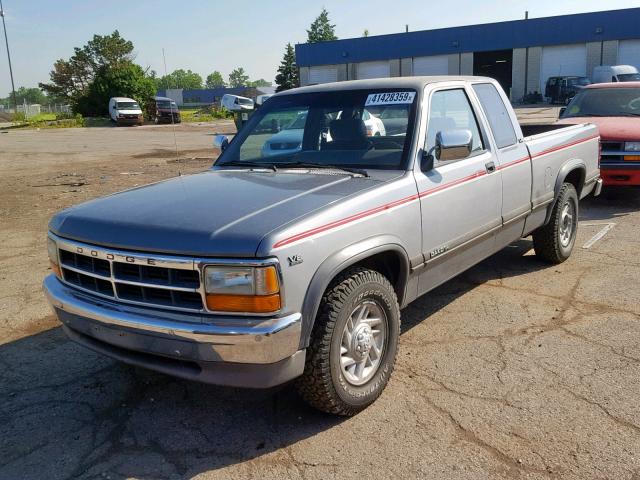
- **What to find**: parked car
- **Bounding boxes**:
[260,109,385,158]
[108,97,143,126]
[221,94,254,112]
[45,77,600,415]
[147,96,181,124]
[592,65,640,84]
[545,76,591,104]
[558,81,640,186]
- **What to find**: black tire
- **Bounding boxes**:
[533,182,579,264]
[295,267,400,415]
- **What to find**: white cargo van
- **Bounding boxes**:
[221,94,254,112]
[108,97,144,126]
[592,65,640,83]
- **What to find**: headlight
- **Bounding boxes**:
[47,237,61,278]
[625,142,640,152]
[204,265,280,313]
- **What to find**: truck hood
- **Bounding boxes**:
[49,170,382,257]
[557,116,640,141]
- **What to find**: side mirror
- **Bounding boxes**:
[213,134,229,151]
[559,107,567,118]
[435,129,473,162]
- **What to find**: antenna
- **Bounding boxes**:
[162,48,180,163]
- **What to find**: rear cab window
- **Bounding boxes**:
[472,83,518,149]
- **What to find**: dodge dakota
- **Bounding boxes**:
[44,77,601,415]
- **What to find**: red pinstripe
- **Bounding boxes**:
[272,134,599,248]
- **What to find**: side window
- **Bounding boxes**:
[472,83,518,149]
[426,89,484,156]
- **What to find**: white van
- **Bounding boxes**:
[108,97,144,126]
[221,94,254,112]
[592,65,640,84]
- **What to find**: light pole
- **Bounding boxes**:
[0,0,17,113]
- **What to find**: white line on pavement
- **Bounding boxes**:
[581,223,616,249]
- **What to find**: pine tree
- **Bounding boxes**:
[275,43,299,92]
[306,8,338,43]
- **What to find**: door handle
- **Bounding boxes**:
[485,161,496,173]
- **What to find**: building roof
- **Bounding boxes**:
[295,8,640,67]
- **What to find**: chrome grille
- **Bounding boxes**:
[55,236,204,312]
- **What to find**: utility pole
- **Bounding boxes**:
[0,0,17,113]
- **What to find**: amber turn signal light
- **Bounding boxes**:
[205,293,281,313]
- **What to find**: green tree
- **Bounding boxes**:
[205,71,226,88]
[248,78,272,87]
[307,8,337,43]
[75,62,156,116]
[275,43,299,92]
[3,87,48,105]
[157,69,203,90]
[228,67,250,87]
[363,29,370,37]
[39,30,134,101]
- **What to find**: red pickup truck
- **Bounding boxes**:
[558,82,640,186]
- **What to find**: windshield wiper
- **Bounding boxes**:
[274,161,369,177]
[616,112,640,117]
[217,160,277,172]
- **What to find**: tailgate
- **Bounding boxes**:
[524,123,600,208]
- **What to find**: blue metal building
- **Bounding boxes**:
[295,8,640,101]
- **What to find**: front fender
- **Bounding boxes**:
[299,235,410,349]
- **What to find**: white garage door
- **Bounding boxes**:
[618,40,640,70]
[540,44,587,92]
[413,55,449,75]
[357,61,391,80]
[309,65,338,84]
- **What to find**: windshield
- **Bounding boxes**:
[617,73,640,82]
[157,100,178,110]
[117,101,140,110]
[216,89,418,170]
[568,77,590,86]
[561,87,640,118]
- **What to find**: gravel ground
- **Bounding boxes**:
[0,116,639,480]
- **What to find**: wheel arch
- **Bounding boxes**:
[544,160,585,226]
[299,236,410,349]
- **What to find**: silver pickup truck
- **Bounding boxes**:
[44,77,601,415]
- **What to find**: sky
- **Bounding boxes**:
[1,0,640,97]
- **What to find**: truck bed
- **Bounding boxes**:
[522,122,600,211]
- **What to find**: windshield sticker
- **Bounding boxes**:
[365,92,416,106]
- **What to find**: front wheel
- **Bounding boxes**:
[533,182,579,263]
[295,267,400,415]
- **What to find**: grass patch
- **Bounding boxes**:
[14,112,86,129]
[179,106,232,123]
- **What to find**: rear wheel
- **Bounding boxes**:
[295,267,400,415]
[533,182,578,263]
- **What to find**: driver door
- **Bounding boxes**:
[414,85,502,294]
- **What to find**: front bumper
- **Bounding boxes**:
[601,166,640,186]
[44,275,305,387]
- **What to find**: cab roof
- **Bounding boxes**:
[275,76,497,96]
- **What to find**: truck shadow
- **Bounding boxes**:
[401,238,544,333]
[0,327,343,479]
[579,187,640,221]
